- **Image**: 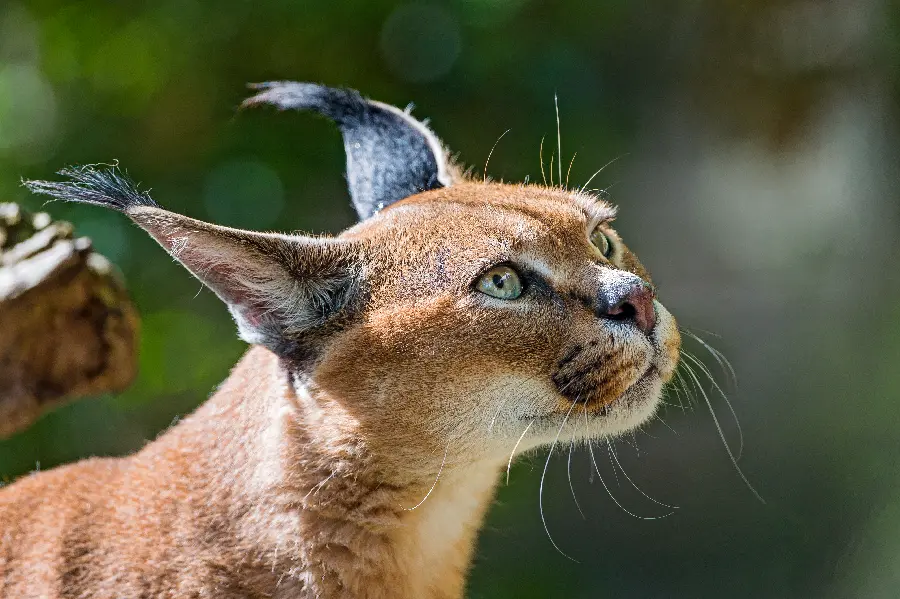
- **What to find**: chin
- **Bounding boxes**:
[596,369,665,437]
[522,370,665,450]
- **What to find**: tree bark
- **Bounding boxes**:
[0,203,139,438]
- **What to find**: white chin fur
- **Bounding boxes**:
[507,373,665,456]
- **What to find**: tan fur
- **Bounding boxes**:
[0,182,680,598]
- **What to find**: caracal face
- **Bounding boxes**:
[313,182,681,462]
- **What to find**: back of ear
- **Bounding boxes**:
[243,82,455,220]
[24,166,361,359]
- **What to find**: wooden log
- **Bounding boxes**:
[0,203,139,438]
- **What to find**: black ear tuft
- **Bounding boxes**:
[23,164,159,212]
[243,82,452,220]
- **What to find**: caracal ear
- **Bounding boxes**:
[243,82,455,220]
[24,165,362,359]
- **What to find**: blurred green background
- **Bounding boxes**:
[2,0,900,597]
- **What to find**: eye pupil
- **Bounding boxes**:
[476,266,523,300]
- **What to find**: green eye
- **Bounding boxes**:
[590,226,614,258]
[476,265,523,300]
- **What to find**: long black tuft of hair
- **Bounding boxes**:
[22,164,159,212]
[241,81,367,124]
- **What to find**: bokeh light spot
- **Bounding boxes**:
[455,0,528,27]
[203,158,285,229]
[0,3,40,65]
[379,3,461,83]
[0,65,58,162]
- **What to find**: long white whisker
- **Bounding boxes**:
[549,150,555,186]
[618,432,640,452]
[663,378,686,412]
[539,401,579,562]
[680,328,737,387]
[403,440,451,511]
[554,92,562,186]
[583,405,595,484]
[587,439,673,520]
[673,369,696,411]
[607,437,622,487]
[507,420,534,485]
[488,396,510,434]
[566,416,585,519]
[682,361,765,503]
[607,440,678,510]
[683,351,743,460]
[565,152,577,189]
[580,154,627,193]
[658,400,686,411]
[656,413,680,435]
[539,136,547,185]
[483,129,510,183]
[486,372,555,434]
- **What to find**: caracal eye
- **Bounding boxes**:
[590,225,614,258]
[476,265,523,300]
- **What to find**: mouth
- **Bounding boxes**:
[552,337,654,399]
[532,361,664,432]
[581,363,660,415]
[550,342,669,419]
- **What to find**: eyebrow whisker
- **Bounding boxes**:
[580,154,628,193]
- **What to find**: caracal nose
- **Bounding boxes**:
[597,280,657,334]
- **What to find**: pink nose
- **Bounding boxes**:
[597,281,657,334]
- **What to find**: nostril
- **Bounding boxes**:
[605,300,637,321]
[597,282,657,334]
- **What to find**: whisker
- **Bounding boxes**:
[480,371,550,434]
[681,327,737,388]
[681,361,765,503]
[549,150,556,186]
[636,427,658,440]
[564,150,578,189]
[673,369,696,411]
[554,92,563,186]
[607,441,621,487]
[580,154,627,193]
[662,380,686,412]
[618,432,640,452]
[587,439,673,520]
[539,401,579,562]
[403,440,451,511]
[607,440,678,510]
[483,128,511,183]
[539,136,547,185]
[488,396,510,434]
[583,405,595,484]
[656,413,680,435]
[567,417,586,519]
[682,351,743,460]
[507,420,535,485]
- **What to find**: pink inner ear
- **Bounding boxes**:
[166,234,266,326]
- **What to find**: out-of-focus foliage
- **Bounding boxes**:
[1,0,899,597]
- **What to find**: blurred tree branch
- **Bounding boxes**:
[0,204,139,438]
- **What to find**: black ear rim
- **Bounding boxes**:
[242,81,452,184]
[242,81,453,219]
[242,82,369,125]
